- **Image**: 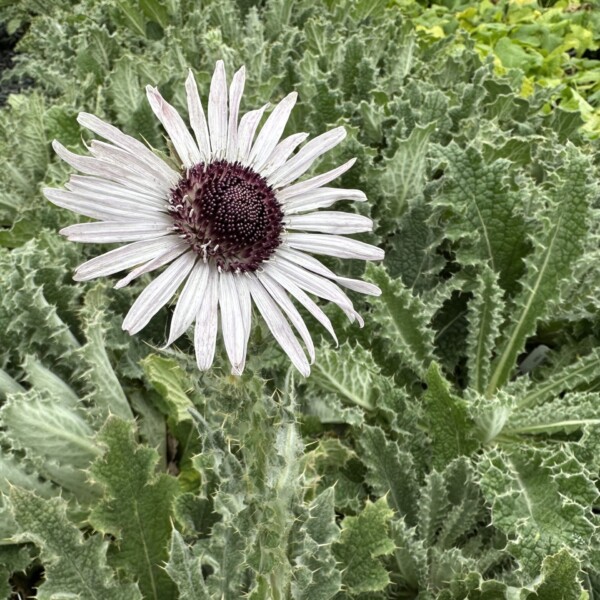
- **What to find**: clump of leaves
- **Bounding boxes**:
[1,0,600,598]
[394,0,600,138]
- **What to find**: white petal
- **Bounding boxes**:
[249,92,297,171]
[146,85,201,168]
[262,268,337,344]
[333,276,381,296]
[60,220,172,243]
[277,247,335,277]
[266,258,361,324]
[185,70,211,162]
[257,272,315,362]
[219,273,251,375]
[44,188,165,222]
[208,60,228,159]
[275,158,357,201]
[88,140,173,192]
[286,211,373,234]
[77,112,180,185]
[282,187,366,214]
[260,132,308,178]
[277,247,380,296]
[73,237,179,281]
[166,261,208,346]
[114,238,189,289]
[268,127,346,188]
[195,267,219,371]
[66,175,167,208]
[122,251,196,335]
[247,275,310,376]
[287,232,384,261]
[236,104,269,164]
[225,66,246,162]
[52,141,164,198]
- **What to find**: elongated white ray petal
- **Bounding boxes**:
[277,247,336,277]
[185,69,212,161]
[52,141,164,198]
[249,92,297,171]
[225,66,246,162]
[66,175,167,208]
[275,158,356,202]
[282,187,367,214]
[166,261,208,346]
[123,251,196,335]
[247,275,310,376]
[267,258,362,324]
[260,132,308,178]
[219,273,251,375]
[257,272,315,362]
[286,211,373,234]
[333,276,381,296]
[114,238,189,289]
[236,104,269,164]
[208,60,228,159]
[88,140,173,192]
[73,237,179,281]
[195,267,219,371]
[262,268,337,344]
[277,247,380,296]
[78,113,180,185]
[268,127,347,188]
[146,85,201,168]
[44,188,165,222]
[60,221,173,243]
[287,232,384,261]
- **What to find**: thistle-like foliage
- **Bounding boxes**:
[2,0,600,598]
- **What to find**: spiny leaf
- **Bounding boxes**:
[333,498,394,594]
[486,148,592,396]
[307,341,395,412]
[89,417,179,600]
[291,487,341,600]
[0,545,34,599]
[8,488,141,600]
[141,354,195,423]
[22,355,79,407]
[384,202,445,291]
[423,363,478,469]
[528,549,585,600]
[506,391,600,437]
[377,122,436,226]
[0,390,100,499]
[478,445,598,574]
[358,425,419,526]
[165,529,210,600]
[0,367,24,399]
[433,143,529,293]
[514,348,600,410]
[76,286,134,422]
[0,452,55,499]
[367,263,436,377]
[466,265,505,393]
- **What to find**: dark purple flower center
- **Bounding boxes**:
[168,160,284,273]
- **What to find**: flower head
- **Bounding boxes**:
[45,61,384,376]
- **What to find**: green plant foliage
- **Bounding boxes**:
[89,417,179,600]
[165,530,210,600]
[8,488,142,599]
[394,0,600,138]
[1,0,600,597]
[333,498,395,594]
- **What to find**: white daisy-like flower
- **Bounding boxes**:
[44,61,384,376]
